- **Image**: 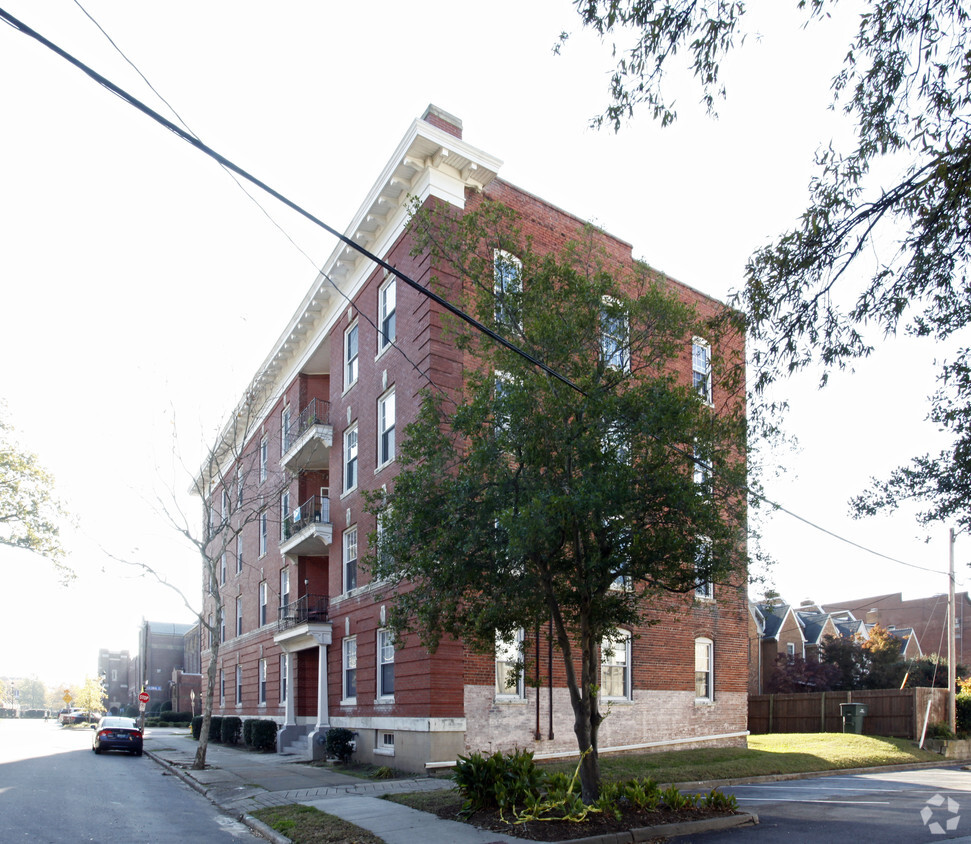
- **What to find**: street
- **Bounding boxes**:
[0,719,260,842]
[678,766,971,842]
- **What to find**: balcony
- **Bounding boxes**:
[282,399,333,472]
[275,594,332,652]
[280,494,332,556]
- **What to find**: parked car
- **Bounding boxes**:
[91,716,143,756]
[58,708,85,725]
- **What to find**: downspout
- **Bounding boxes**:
[534,624,541,741]
[548,616,554,739]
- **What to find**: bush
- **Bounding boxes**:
[325,728,355,763]
[22,709,47,719]
[192,715,203,740]
[249,719,278,752]
[927,721,956,740]
[124,705,139,719]
[242,718,254,746]
[957,693,971,736]
[158,710,192,724]
[454,749,545,814]
[222,716,242,745]
[209,716,224,742]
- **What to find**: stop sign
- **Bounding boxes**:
[138,691,150,704]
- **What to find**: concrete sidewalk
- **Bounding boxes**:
[142,727,536,843]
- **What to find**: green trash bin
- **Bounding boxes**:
[840,702,867,734]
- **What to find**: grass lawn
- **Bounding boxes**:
[251,804,385,844]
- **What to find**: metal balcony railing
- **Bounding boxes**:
[283,398,330,454]
[282,494,330,540]
[278,594,329,631]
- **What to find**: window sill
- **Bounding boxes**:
[374,459,395,475]
[694,697,714,706]
[374,696,395,705]
[494,696,527,705]
[375,343,393,362]
[602,697,633,705]
[374,747,395,757]
[340,698,357,707]
[340,487,357,501]
[342,379,358,397]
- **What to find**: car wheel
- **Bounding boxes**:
[93,746,101,754]
[134,749,143,757]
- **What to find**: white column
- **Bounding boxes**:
[284,651,296,726]
[315,643,329,730]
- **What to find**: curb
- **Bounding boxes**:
[145,750,292,844]
[561,811,759,844]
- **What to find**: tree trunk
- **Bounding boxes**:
[193,634,219,770]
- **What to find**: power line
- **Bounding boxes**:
[0,5,945,580]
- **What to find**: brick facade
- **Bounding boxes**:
[200,106,748,771]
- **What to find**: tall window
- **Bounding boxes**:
[221,489,228,523]
[219,610,226,643]
[236,534,243,574]
[345,321,359,388]
[375,508,389,567]
[344,425,358,492]
[493,249,522,327]
[236,596,243,637]
[236,467,243,507]
[259,510,268,557]
[259,581,268,627]
[692,337,712,403]
[693,443,711,489]
[259,435,268,483]
[495,629,525,698]
[377,628,395,699]
[219,669,225,704]
[258,658,267,704]
[694,541,714,600]
[279,654,287,703]
[280,489,290,541]
[378,277,396,351]
[377,388,395,467]
[235,664,243,705]
[343,526,358,593]
[695,638,714,701]
[220,551,226,585]
[342,637,357,702]
[281,404,291,456]
[600,298,629,371]
[280,568,290,611]
[601,631,632,700]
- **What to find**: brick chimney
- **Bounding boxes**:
[422,104,462,139]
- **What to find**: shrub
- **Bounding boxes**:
[927,721,956,740]
[124,705,139,719]
[22,709,46,719]
[249,720,278,752]
[192,715,203,740]
[325,728,355,763]
[222,716,243,745]
[957,693,971,736]
[243,719,254,746]
[160,700,172,712]
[454,749,545,814]
[159,710,192,724]
[209,716,224,742]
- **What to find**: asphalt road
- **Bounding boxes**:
[677,766,971,843]
[0,719,260,842]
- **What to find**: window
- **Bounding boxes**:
[376,731,395,754]
[692,338,712,403]
[280,568,290,611]
[378,277,396,351]
[693,443,711,489]
[236,534,243,574]
[600,298,629,371]
[694,541,714,600]
[235,664,243,705]
[495,629,525,698]
[236,596,243,637]
[343,637,357,702]
[695,638,714,701]
[219,610,226,643]
[345,321,359,388]
[375,508,389,567]
[259,581,268,627]
[258,658,267,704]
[219,669,225,705]
[344,425,358,492]
[260,435,268,483]
[601,631,632,700]
[377,628,395,699]
[280,489,290,541]
[377,388,395,467]
[493,249,522,327]
[236,468,244,507]
[279,654,287,703]
[221,489,228,523]
[220,551,226,585]
[281,404,291,456]
[208,613,214,649]
[343,526,358,593]
[259,510,268,557]
[786,642,796,658]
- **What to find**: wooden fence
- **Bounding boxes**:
[748,687,947,739]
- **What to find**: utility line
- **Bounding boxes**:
[0,5,946,579]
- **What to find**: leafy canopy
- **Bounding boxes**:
[567,0,971,529]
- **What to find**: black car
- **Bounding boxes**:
[91,717,143,756]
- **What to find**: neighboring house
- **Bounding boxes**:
[198,105,749,772]
[135,620,196,709]
[822,592,966,663]
[864,622,923,660]
[96,649,130,714]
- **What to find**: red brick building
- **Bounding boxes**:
[199,106,749,771]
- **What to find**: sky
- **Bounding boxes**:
[0,0,962,687]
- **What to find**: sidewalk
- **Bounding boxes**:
[142,727,537,844]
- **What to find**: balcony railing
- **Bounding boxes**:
[284,398,330,454]
[283,494,330,540]
[278,593,329,631]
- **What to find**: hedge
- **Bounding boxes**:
[247,719,278,752]
[221,716,242,745]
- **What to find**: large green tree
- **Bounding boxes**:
[0,410,70,579]
[367,202,749,802]
[567,0,971,529]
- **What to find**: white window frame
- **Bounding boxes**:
[259,510,268,557]
[280,568,290,612]
[601,630,632,701]
[377,628,395,701]
[692,337,712,404]
[343,526,358,594]
[495,628,525,699]
[279,654,287,703]
[236,596,243,637]
[259,581,268,627]
[236,534,243,574]
[281,404,291,456]
[345,320,359,389]
[493,249,522,327]
[375,730,395,756]
[344,424,358,493]
[220,551,226,585]
[786,642,796,658]
[259,434,268,483]
[377,387,395,468]
[600,297,630,371]
[258,658,267,705]
[219,609,226,643]
[342,636,357,704]
[378,276,396,352]
[235,664,243,705]
[695,637,714,702]
[280,489,290,542]
[219,669,225,705]
[236,467,244,507]
[694,539,714,601]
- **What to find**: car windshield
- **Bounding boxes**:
[100,718,137,729]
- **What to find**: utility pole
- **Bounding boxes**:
[949,528,957,735]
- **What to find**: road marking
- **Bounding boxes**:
[735,798,892,805]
